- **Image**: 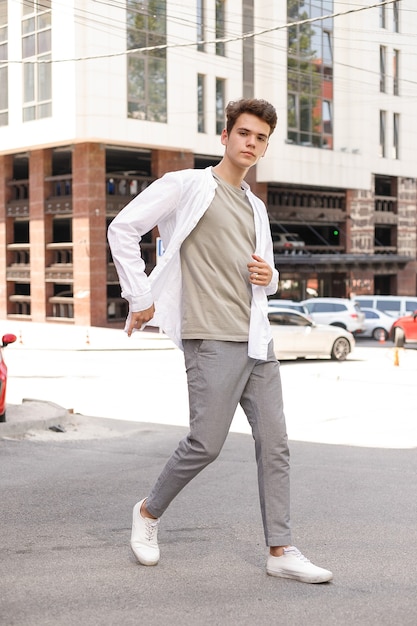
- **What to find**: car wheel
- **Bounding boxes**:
[372,327,388,342]
[0,411,5,423]
[394,327,405,348]
[331,337,350,361]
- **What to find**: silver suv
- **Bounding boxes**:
[274,233,305,253]
[301,297,365,334]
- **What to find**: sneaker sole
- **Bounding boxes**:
[130,545,159,566]
[266,569,332,584]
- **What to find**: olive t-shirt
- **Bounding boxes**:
[180,173,256,340]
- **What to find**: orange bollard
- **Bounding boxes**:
[393,348,399,366]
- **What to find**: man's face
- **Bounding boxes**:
[221,113,270,170]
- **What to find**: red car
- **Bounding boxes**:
[0,333,17,422]
[390,311,417,346]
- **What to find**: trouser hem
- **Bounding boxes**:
[266,535,292,548]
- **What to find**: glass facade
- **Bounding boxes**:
[393,49,399,95]
[127,0,167,123]
[21,0,52,122]
[215,77,225,134]
[393,113,399,159]
[287,0,333,149]
[197,0,205,52]
[0,0,7,126]
[197,73,205,133]
[242,0,254,98]
[216,0,225,56]
[379,45,386,92]
[379,110,386,158]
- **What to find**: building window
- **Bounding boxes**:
[393,49,399,95]
[287,0,334,149]
[23,0,51,15]
[127,0,167,123]
[197,74,205,133]
[0,0,7,127]
[215,77,225,134]
[393,1,399,32]
[216,0,225,56]
[21,0,51,121]
[393,113,399,159]
[379,110,386,158]
[197,0,205,52]
[242,0,254,98]
[322,100,332,139]
[379,46,386,93]
[379,1,386,28]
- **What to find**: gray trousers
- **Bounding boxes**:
[146,339,291,547]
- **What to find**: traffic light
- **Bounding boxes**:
[329,226,340,244]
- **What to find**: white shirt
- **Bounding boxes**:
[107,166,279,360]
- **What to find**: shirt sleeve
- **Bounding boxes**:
[107,173,181,311]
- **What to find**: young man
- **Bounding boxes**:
[107,98,332,583]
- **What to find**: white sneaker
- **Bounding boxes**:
[266,546,333,583]
[130,498,160,566]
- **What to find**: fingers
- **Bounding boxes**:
[248,255,273,286]
[127,305,155,336]
[250,270,269,285]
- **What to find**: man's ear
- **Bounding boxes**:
[220,128,228,147]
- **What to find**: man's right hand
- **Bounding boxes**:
[127,305,155,336]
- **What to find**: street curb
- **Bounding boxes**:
[0,399,71,438]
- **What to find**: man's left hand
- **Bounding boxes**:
[248,254,273,286]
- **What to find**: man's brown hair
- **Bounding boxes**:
[225,98,277,137]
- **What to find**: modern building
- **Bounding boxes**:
[0,0,416,328]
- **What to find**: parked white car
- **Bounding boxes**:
[273,232,305,254]
[268,299,310,316]
[269,309,355,361]
[355,295,417,319]
[301,297,365,334]
[360,307,394,341]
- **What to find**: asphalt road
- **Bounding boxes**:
[1,419,417,626]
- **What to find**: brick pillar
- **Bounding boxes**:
[346,187,375,295]
[151,149,194,178]
[0,155,14,318]
[29,149,53,322]
[72,143,107,327]
[148,149,195,268]
[245,165,268,205]
[346,187,375,254]
[397,177,417,294]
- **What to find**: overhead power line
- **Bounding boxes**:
[7,0,401,64]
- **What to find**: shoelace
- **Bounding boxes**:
[144,518,159,543]
[284,546,311,563]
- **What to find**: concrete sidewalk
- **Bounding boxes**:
[2,319,417,449]
[1,399,71,438]
[1,319,175,351]
[1,320,175,438]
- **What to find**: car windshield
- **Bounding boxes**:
[268,312,310,327]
